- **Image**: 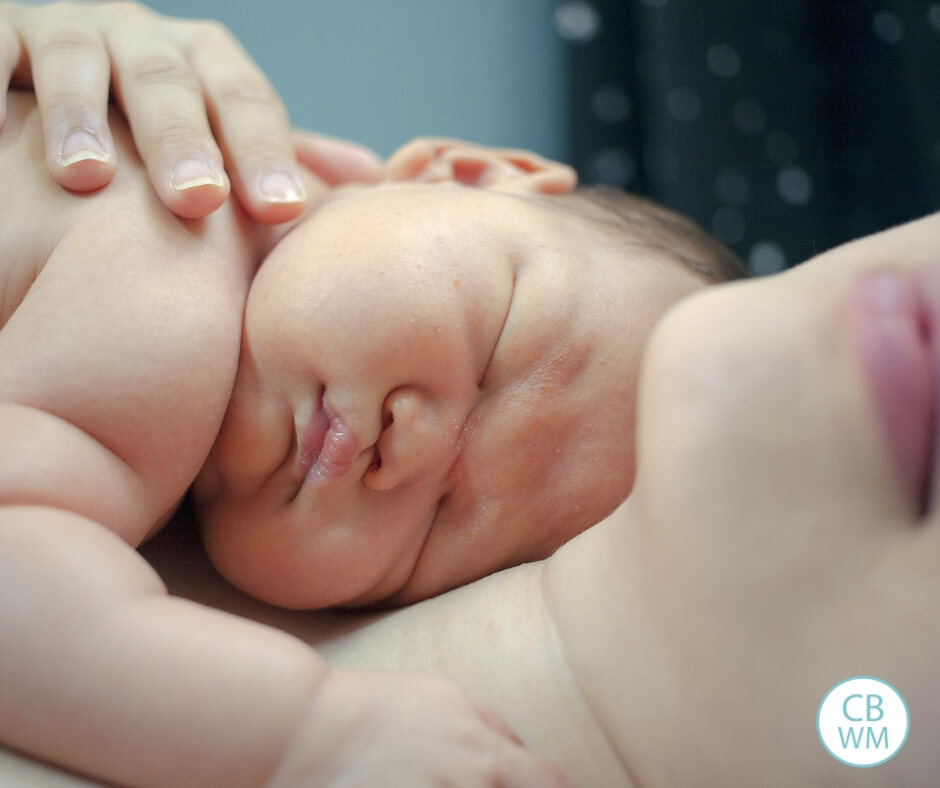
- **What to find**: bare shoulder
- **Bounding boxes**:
[0,92,256,542]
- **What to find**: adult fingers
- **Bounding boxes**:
[17,10,116,192]
[189,21,306,224]
[292,130,384,186]
[107,28,229,220]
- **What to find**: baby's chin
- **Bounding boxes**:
[195,521,391,611]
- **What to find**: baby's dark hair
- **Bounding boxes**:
[545,186,748,283]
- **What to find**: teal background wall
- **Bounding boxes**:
[122,0,566,160]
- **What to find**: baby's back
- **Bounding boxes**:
[0,91,255,544]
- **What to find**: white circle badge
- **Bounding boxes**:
[817,676,909,767]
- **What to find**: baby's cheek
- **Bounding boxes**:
[469,384,634,559]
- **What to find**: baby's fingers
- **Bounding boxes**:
[17,12,116,191]
[469,698,573,788]
[493,738,575,788]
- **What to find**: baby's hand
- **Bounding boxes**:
[270,668,572,787]
[0,1,382,222]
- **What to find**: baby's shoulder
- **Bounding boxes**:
[0,92,256,542]
[0,93,70,328]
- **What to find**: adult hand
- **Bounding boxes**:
[271,668,574,787]
[0,1,382,221]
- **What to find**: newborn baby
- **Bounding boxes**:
[195,139,746,609]
[0,88,742,787]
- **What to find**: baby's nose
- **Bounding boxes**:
[363,386,460,491]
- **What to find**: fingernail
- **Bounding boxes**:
[60,129,109,167]
[171,158,225,191]
[259,170,307,204]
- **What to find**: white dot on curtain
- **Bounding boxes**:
[777,167,814,205]
[591,85,632,124]
[748,241,788,275]
[665,87,703,123]
[872,10,903,43]
[554,1,601,43]
[929,4,940,30]
[707,44,741,78]
[588,148,636,186]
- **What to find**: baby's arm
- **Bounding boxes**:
[1,504,567,788]
[0,501,327,786]
[0,195,321,783]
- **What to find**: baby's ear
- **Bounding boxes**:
[385,137,577,195]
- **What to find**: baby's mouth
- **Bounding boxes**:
[297,392,361,484]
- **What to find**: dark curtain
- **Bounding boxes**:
[559,0,940,273]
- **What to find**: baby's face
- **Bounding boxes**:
[195,181,704,608]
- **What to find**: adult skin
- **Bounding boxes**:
[7,213,937,786]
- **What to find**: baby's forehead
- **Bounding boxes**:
[271,182,480,247]
[260,186,530,291]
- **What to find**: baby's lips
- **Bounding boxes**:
[308,413,361,482]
